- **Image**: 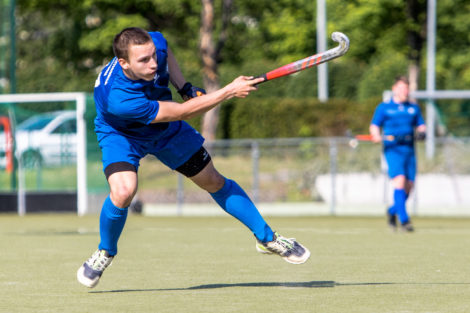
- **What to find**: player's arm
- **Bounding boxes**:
[369,104,385,143]
[167,46,206,100]
[416,125,426,133]
[369,124,382,143]
[167,46,186,90]
[414,105,426,140]
[151,76,264,123]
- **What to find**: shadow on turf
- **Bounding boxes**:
[89,281,401,293]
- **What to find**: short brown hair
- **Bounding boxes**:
[113,27,152,60]
[394,75,409,85]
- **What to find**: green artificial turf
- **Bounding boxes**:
[1,214,469,313]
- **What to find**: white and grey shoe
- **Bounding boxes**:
[256,232,310,264]
[77,249,113,288]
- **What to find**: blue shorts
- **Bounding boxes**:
[384,147,416,181]
[98,121,204,172]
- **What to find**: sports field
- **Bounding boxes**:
[1,214,470,313]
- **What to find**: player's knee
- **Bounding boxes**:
[111,185,136,208]
[392,175,406,189]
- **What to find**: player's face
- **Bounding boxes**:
[392,81,409,103]
[120,42,157,81]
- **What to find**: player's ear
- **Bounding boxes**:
[118,58,130,70]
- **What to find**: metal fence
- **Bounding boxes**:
[139,136,470,217]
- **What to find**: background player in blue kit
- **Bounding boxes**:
[77,27,310,288]
[369,76,426,232]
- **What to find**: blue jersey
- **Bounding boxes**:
[93,32,172,140]
[371,99,425,149]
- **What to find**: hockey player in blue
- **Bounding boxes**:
[77,27,310,288]
[369,76,426,232]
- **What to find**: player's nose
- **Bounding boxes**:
[150,57,157,69]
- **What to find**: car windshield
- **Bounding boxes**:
[17,115,55,131]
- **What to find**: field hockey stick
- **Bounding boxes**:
[355,134,395,142]
[254,32,350,84]
[348,134,395,149]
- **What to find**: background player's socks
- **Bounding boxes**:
[98,195,128,256]
[210,178,274,243]
[387,206,397,229]
[394,188,409,224]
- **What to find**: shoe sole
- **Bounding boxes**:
[77,265,99,288]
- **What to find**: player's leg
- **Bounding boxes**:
[404,151,417,197]
[99,167,138,254]
[176,149,310,264]
[77,167,138,288]
[77,134,143,288]
[184,156,273,242]
[385,149,409,229]
[390,174,410,225]
[404,180,414,196]
[399,152,417,231]
[154,121,310,264]
[397,178,415,232]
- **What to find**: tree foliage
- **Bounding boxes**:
[9,0,470,136]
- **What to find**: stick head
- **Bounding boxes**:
[331,32,350,56]
[348,138,359,149]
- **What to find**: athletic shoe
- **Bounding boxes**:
[256,232,310,264]
[400,221,414,232]
[387,212,397,230]
[77,249,113,288]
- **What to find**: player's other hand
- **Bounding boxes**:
[370,134,382,143]
[225,76,264,99]
[416,131,426,141]
[178,82,206,101]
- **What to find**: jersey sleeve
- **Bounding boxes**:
[370,103,385,126]
[108,86,159,125]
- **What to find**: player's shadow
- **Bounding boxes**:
[89,281,470,294]
[89,281,395,293]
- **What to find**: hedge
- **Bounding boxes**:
[219,96,382,139]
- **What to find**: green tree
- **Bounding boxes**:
[11,0,470,137]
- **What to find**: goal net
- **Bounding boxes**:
[0,92,89,215]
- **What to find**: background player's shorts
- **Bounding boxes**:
[384,147,417,181]
[98,120,204,172]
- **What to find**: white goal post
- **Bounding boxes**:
[0,92,87,216]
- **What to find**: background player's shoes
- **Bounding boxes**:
[256,232,310,264]
[400,221,414,232]
[387,212,397,230]
[77,249,113,288]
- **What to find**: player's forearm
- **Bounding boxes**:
[152,76,262,123]
[178,86,233,120]
[369,125,382,143]
[153,86,232,122]
[167,47,187,90]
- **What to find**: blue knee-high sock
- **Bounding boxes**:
[394,189,409,224]
[98,195,128,256]
[210,178,274,243]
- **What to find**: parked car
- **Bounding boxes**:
[0,110,77,169]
